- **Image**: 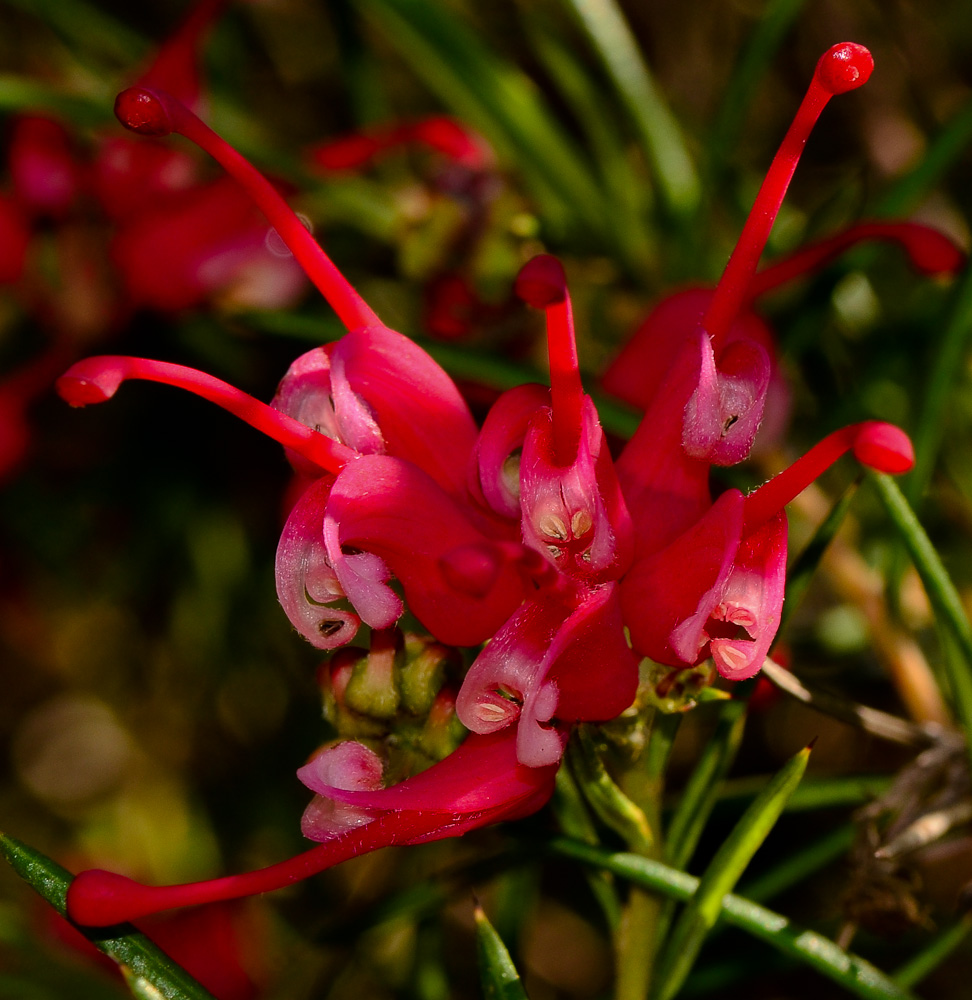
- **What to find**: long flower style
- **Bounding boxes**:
[61,42,944,926]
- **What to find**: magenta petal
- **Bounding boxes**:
[330,327,478,496]
[325,455,527,646]
[520,398,632,581]
[457,584,636,767]
[67,729,556,924]
[303,729,556,818]
[275,476,364,649]
[682,335,770,466]
[622,490,744,667]
[297,741,386,840]
[708,514,787,680]
[471,383,550,518]
[616,333,714,556]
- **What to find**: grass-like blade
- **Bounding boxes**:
[664,698,747,871]
[360,0,609,244]
[474,902,530,1000]
[893,916,972,988]
[904,260,972,509]
[561,0,699,218]
[708,0,806,179]
[0,833,218,1000]
[651,743,811,1000]
[870,472,972,772]
[547,837,917,1000]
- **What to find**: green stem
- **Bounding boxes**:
[613,709,681,1000]
[546,838,918,1000]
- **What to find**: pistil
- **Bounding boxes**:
[57,355,356,474]
[515,255,585,466]
[704,43,874,349]
[113,86,381,334]
[742,420,913,531]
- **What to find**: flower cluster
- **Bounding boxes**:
[61,42,958,927]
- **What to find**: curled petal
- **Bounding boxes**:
[458,585,637,767]
[297,741,385,839]
[708,515,787,680]
[322,514,403,629]
[325,456,528,646]
[472,383,550,518]
[622,490,744,667]
[275,328,478,495]
[276,476,363,649]
[682,335,771,465]
[520,398,632,581]
[68,729,556,926]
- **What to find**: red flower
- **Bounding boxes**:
[60,42,927,927]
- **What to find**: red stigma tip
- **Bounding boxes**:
[114,87,173,137]
[815,43,873,96]
[55,361,124,406]
[852,421,915,475]
[515,255,567,309]
[67,870,148,926]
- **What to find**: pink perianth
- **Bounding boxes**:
[742,420,913,531]
[67,811,440,926]
[703,42,874,349]
[746,221,965,301]
[56,356,356,474]
[113,86,381,334]
[515,255,585,466]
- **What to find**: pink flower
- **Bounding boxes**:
[60,41,927,927]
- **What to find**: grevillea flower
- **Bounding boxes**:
[62,41,928,926]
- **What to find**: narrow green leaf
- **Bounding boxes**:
[547,838,917,1000]
[652,743,811,1000]
[870,472,972,771]
[893,916,972,988]
[876,96,972,217]
[0,833,218,1000]
[552,767,622,930]
[717,773,890,812]
[523,18,654,274]
[708,0,806,177]
[664,699,747,870]
[561,0,699,216]
[474,903,530,1000]
[905,260,972,509]
[360,0,609,242]
[568,726,653,852]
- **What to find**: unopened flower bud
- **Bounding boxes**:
[343,629,403,720]
[401,634,459,715]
